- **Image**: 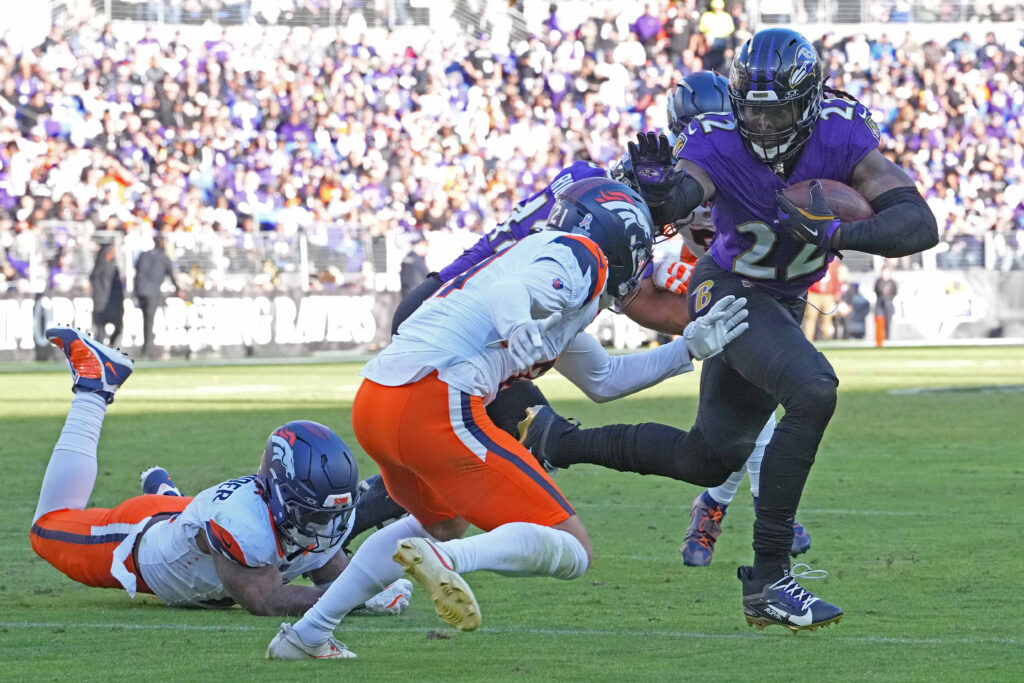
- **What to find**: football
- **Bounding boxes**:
[781,179,874,222]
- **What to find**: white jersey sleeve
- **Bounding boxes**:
[554,332,694,403]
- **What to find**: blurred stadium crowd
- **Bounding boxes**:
[1,0,1022,297]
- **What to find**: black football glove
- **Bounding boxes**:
[627,132,683,208]
[775,180,843,253]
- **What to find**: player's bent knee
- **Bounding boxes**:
[785,376,838,429]
[550,527,590,580]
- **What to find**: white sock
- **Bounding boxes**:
[746,417,775,499]
[33,392,107,523]
[436,522,589,580]
[706,469,745,506]
[292,515,428,645]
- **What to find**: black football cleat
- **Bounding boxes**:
[517,405,579,474]
[739,564,843,633]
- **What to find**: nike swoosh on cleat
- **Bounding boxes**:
[787,611,813,627]
[806,227,818,237]
[105,361,118,378]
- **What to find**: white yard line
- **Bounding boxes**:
[0,620,1016,646]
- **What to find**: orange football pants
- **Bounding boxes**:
[352,373,574,530]
[30,494,192,593]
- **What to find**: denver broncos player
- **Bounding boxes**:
[266,178,749,659]
[518,28,938,631]
[614,71,812,567]
[390,159,610,437]
[32,327,411,630]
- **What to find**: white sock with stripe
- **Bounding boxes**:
[33,391,107,523]
[292,515,427,645]
[436,522,589,580]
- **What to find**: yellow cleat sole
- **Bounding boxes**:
[394,539,481,632]
[745,614,843,633]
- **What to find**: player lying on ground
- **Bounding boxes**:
[31,327,411,622]
[518,28,939,632]
[265,177,749,659]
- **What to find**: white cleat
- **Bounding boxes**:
[362,578,413,615]
[266,623,357,660]
[393,537,481,631]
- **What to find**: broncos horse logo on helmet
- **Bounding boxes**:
[728,27,823,165]
[546,177,654,310]
[258,420,359,559]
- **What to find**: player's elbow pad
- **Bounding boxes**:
[837,187,939,258]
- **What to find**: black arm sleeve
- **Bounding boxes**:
[833,186,939,258]
[647,173,706,226]
[390,272,443,335]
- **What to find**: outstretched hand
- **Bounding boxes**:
[775,180,842,252]
[627,132,683,207]
[682,295,749,360]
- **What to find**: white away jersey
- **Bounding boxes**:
[134,475,349,608]
[364,230,608,403]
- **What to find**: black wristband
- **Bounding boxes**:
[649,173,705,226]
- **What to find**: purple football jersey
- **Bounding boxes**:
[437,161,607,282]
[675,97,881,297]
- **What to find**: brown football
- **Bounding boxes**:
[781,179,874,222]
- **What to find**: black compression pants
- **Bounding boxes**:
[549,256,838,576]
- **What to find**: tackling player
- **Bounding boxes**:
[518,28,939,632]
[32,327,412,623]
[266,178,750,659]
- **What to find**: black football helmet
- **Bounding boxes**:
[258,420,359,555]
[668,71,730,141]
[547,177,654,309]
[728,28,823,165]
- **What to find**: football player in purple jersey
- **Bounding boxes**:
[615,71,813,568]
[518,28,938,631]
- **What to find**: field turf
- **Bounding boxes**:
[2,346,1022,681]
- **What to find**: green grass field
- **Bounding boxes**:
[2,346,1023,682]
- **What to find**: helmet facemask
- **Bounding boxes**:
[730,83,822,164]
[267,475,355,555]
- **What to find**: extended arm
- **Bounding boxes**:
[629,132,716,225]
[621,277,690,335]
[210,549,332,616]
[555,295,748,402]
[554,332,694,403]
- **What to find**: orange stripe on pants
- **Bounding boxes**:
[352,374,574,530]
[30,494,192,592]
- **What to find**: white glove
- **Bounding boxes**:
[362,578,413,615]
[506,312,562,372]
[683,295,749,360]
[653,260,694,295]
